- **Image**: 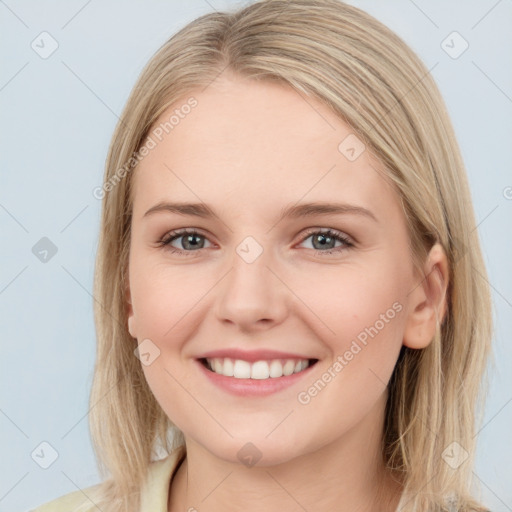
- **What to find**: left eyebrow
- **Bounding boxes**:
[278,201,378,223]
[142,201,377,223]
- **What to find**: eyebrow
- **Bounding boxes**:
[143,201,377,223]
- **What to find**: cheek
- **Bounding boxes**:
[293,261,407,345]
[128,263,211,428]
[290,262,408,405]
[129,257,212,341]
[292,269,406,431]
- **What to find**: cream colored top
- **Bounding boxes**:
[30,445,187,512]
[30,445,407,511]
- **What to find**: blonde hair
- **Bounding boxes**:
[86,1,493,511]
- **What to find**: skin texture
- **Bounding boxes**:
[126,72,449,512]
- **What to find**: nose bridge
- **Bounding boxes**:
[214,234,287,328]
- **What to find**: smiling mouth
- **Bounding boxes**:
[199,357,319,380]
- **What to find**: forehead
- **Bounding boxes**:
[132,74,400,220]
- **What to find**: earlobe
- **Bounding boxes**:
[125,276,137,339]
[127,314,136,339]
[126,299,136,338]
[127,299,137,339]
[403,243,449,349]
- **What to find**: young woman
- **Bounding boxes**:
[32,1,492,511]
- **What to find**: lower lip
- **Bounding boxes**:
[196,359,317,397]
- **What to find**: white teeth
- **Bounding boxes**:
[283,360,295,376]
[213,358,223,374]
[223,357,234,377]
[205,357,312,379]
[269,360,283,378]
[251,361,269,379]
[233,359,251,378]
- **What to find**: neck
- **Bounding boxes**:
[168,393,403,512]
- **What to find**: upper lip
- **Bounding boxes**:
[197,348,316,362]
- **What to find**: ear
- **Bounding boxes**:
[125,272,137,339]
[403,243,449,349]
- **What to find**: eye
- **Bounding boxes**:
[158,227,354,257]
[158,228,212,256]
[297,228,354,255]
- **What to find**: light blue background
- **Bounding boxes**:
[1,1,511,511]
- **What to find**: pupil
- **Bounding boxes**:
[314,234,334,250]
[184,234,203,250]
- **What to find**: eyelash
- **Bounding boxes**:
[157,228,354,257]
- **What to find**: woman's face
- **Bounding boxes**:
[127,73,420,465]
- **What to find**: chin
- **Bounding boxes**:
[194,431,314,468]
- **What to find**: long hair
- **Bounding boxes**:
[86,1,493,510]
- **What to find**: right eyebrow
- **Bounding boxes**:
[143,202,213,219]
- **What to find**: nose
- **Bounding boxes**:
[213,245,289,333]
